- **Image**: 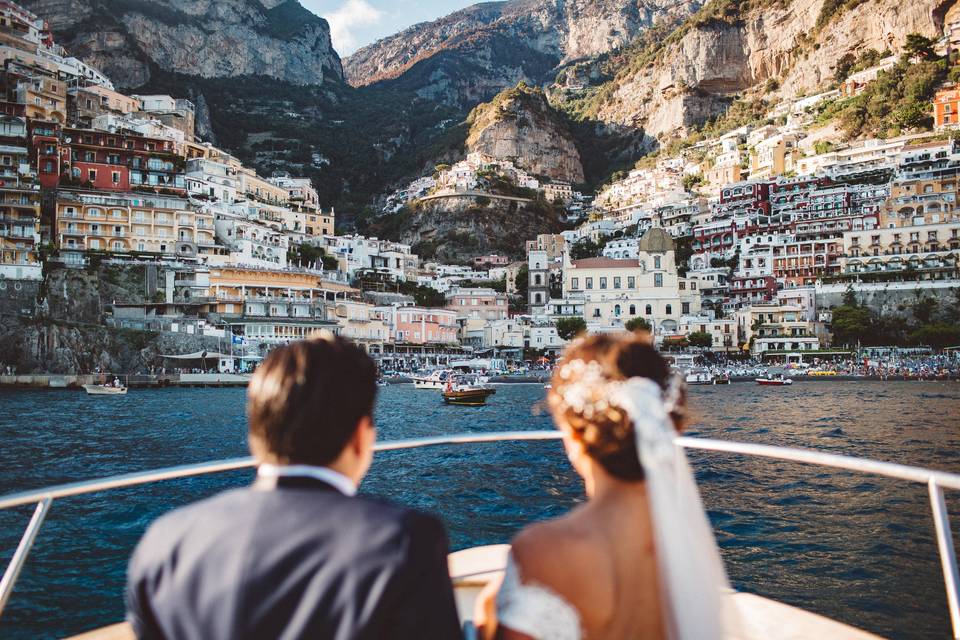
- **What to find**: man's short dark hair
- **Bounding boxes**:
[247,336,377,466]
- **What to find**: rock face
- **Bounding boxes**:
[22,0,343,89]
[466,84,584,183]
[343,0,701,107]
[593,0,945,138]
[0,264,221,373]
[382,195,567,262]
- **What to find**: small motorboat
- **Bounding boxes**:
[442,375,496,406]
[756,376,793,386]
[442,387,496,406]
[685,370,716,385]
[83,383,128,395]
[714,374,731,385]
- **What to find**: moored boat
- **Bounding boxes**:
[756,377,793,386]
[82,382,128,395]
[442,387,496,406]
[685,370,716,385]
[411,369,453,389]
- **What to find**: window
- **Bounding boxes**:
[665,305,672,315]
[654,273,663,287]
[682,302,690,314]
[645,304,652,315]
[627,276,635,288]
[613,277,621,289]
[654,256,661,269]
[599,277,607,289]
[614,304,621,316]
[629,304,636,315]
[534,274,542,285]
[586,278,593,289]
[112,172,120,184]
[88,169,97,181]
[679,281,686,290]
[571,277,579,289]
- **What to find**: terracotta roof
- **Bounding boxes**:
[570,257,638,268]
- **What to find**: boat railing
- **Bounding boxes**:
[2,431,960,639]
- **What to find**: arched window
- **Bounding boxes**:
[534,274,542,285]
[614,304,621,316]
[534,292,542,304]
[645,304,652,315]
[629,304,636,315]
[665,304,672,315]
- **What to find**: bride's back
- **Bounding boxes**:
[510,480,666,639]
[508,333,679,638]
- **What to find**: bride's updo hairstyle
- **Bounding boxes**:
[547,332,683,482]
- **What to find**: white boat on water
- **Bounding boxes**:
[411,369,453,390]
[82,383,128,395]
[685,370,716,385]
[2,431,957,639]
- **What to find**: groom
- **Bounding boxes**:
[126,335,462,639]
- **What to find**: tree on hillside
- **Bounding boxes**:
[556,317,587,341]
[911,323,960,349]
[911,293,939,325]
[687,331,714,349]
[905,34,936,61]
[625,317,652,333]
[842,284,858,307]
[515,264,529,299]
[830,303,873,347]
[570,238,602,260]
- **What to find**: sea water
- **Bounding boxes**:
[0,381,959,638]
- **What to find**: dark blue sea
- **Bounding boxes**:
[1,381,960,639]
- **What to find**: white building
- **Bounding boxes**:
[561,228,701,337]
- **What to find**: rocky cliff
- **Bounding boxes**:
[372,194,567,262]
[466,83,584,183]
[590,0,947,138]
[22,0,343,89]
[344,0,702,107]
[0,263,221,373]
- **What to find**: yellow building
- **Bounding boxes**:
[56,192,217,261]
[333,299,388,354]
[841,220,960,280]
[206,265,356,314]
[0,181,40,277]
[735,304,821,356]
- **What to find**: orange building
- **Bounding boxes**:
[933,87,960,129]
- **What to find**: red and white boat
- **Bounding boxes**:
[756,377,793,386]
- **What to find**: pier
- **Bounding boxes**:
[0,373,252,389]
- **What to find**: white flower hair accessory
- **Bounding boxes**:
[554,359,684,423]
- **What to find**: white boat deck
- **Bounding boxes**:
[448,545,884,640]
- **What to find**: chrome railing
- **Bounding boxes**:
[2,431,960,638]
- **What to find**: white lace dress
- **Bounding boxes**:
[495,554,583,640]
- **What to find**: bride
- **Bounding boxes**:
[474,333,734,639]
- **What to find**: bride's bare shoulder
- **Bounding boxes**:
[510,510,612,595]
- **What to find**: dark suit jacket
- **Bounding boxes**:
[126,476,462,639]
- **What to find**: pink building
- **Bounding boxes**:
[472,253,509,269]
[445,287,509,321]
[377,305,459,345]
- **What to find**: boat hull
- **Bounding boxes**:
[83,384,128,395]
[756,378,792,386]
[442,388,496,406]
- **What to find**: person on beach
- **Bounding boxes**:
[126,335,461,640]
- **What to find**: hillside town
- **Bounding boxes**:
[0,0,958,377]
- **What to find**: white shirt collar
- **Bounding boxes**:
[257,463,357,496]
